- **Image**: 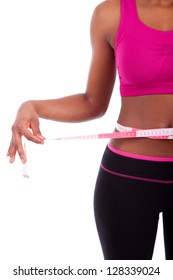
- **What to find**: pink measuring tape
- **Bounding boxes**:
[23,126,173,178]
[50,127,173,140]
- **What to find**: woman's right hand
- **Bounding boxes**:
[7,1,118,164]
[7,101,45,164]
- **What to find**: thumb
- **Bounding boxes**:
[30,119,45,141]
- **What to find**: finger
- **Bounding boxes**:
[7,148,16,163]
[30,119,45,141]
[17,144,27,164]
[13,123,44,144]
[8,135,27,163]
[7,138,17,163]
[24,129,44,143]
[9,126,35,163]
[14,126,45,163]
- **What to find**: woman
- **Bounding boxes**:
[7,0,173,259]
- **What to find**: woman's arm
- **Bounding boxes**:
[7,0,119,163]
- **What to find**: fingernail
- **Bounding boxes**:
[40,139,45,144]
[9,157,14,163]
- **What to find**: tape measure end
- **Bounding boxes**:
[23,174,30,179]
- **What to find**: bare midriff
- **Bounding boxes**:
[110,94,173,157]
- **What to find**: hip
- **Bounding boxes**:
[100,145,173,183]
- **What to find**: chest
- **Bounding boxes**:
[116,31,173,87]
[136,1,173,32]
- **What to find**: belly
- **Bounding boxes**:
[110,95,173,157]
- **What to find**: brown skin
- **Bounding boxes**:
[7,0,173,163]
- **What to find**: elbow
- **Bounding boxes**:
[87,99,108,120]
[85,89,112,120]
[84,91,111,121]
[94,106,108,119]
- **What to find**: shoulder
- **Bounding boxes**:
[94,0,120,13]
[91,0,120,47]
[93,0,120,23]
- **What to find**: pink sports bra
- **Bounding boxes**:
[115,0,173,97]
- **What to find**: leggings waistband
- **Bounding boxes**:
[101,145,173,182]
[108,144,173,162]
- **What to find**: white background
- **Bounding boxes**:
[0,0,169,279]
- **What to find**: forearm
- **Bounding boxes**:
[30,93,104,123]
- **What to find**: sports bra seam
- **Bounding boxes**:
[121,81,173,88]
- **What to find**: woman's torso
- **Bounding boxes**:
[106,0,173,157]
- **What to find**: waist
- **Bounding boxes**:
[110,122,173,158]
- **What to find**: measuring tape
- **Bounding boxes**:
[23,127,173,178]
[50,128,173,140]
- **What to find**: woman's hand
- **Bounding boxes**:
[7,101,45,163]
[7,1,117,163]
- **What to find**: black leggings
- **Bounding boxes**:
[94,146,173,260]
